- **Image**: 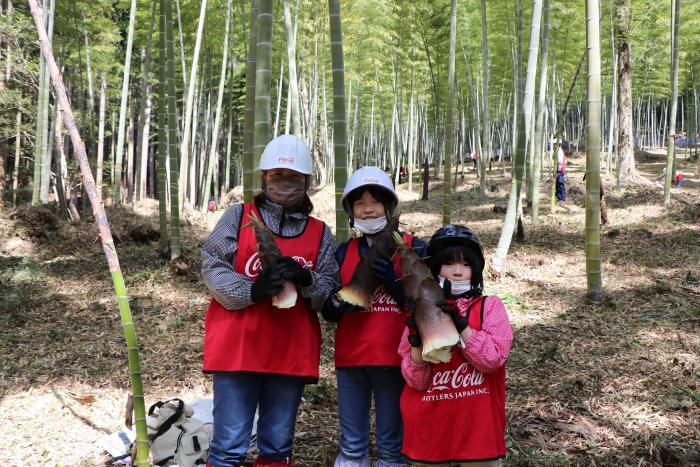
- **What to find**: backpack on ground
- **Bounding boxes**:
[146,399,209,466]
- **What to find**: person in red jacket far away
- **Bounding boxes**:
[399,225,513,466]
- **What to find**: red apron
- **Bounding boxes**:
[334,234,413,367]
[400,297,506,463]
[203,203,324,381]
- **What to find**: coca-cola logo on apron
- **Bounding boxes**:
[421,363,489,402]
[364,287,400,313]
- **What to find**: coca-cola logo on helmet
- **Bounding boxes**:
[362,177,380,184]
[244,252,313,278]
[277,156,295,164]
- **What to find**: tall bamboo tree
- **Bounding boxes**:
[178,0,207,209]
[443,0,457,225]
[283,0,301,137]
[328,0,348,242]
[163,0,181,259]
[492,0,542,274]
[479,0,489,194]
[113,0,138,205]
[38,0,54,205]
[243,0,259,203]
[531,0,549,224]
[616,0,640,183]
[27,1,149,463]
[586,0,603,302]
[252,0,273,194]
[157,0,170,255]
[135,0,156,203]
[97,76,106,198]
[202,0,232,211]
[32,0,49,206]
[663,0,681,205]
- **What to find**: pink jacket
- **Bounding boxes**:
[399,295,513,391]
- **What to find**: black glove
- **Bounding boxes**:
[250,268,285,303]
[276,256,313,287]
[437,298,468,333]
[403,298,421,347]
[371,254,405,306]
[321,294,364,322]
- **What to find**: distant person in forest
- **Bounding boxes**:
[556,141,567,201]
[675,170,684,189]
[208,199,216,212]
[471,149,478,170]
[201,134,339,466]
[399,225,512,466]
[322,166,428,467]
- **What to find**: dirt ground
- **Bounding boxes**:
[1,149,699,466]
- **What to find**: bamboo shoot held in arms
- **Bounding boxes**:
[337,217,400,308]
[247,212,297,309]
[395,232,459,363]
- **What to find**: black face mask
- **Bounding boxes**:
[264,176,306,208]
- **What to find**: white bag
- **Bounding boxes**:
[146,399,209,467]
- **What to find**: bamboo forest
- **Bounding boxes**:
[1,0,700,465]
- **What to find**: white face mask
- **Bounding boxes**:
[439,276,472,296]
[353,216,388,235]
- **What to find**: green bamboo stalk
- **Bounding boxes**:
[479,0,489,194]
[252,0,273,195]
[32,0,48,206]
[283,0,300,137]
[158,0,170,256]
[663,0,681,205]
[135,0,156,203]
[585,0,603,303]
[13,111,22,207]
[531,0,549,224]
[27,1,149,464]
[164,0,181,259]
[243,0,259,203]
[39,0,54,205]
[328,0,349,242]
[114,0,138,205]
[178,0,207,210]
[492,0,542,274]
[201,0,232,211]
[97,76,106,199]
[443,0,457,225]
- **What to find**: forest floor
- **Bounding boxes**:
[1,148,699,466]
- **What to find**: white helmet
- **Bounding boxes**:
[259,134,313,175]
[341,166,398,217]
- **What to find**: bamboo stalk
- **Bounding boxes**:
[585,0,603,302]
[252,0,273,195]
[27,1,149,464]
[328,0,349,242]
[113,0,137,205]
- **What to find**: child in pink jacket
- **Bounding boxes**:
[398,225,513,466]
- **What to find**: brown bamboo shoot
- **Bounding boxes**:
[395,232,459,363]
[337,217,399,308]
[247,211,297,309]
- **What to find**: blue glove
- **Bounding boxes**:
[371,254,406,306]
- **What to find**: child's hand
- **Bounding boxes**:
[437,299,468,333]
[371,254,402,295]
[403,299,422,347]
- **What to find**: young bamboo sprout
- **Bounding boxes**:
[337,216,400,308]
[247,211,297,308]
[394,232,459,363]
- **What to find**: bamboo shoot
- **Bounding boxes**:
[337,217,399,308]
[247,211,297,309]
[395,232,459,363]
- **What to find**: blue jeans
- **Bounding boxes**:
[336,367,405,463]
[556,172,566,201]
[208,372,305,466]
